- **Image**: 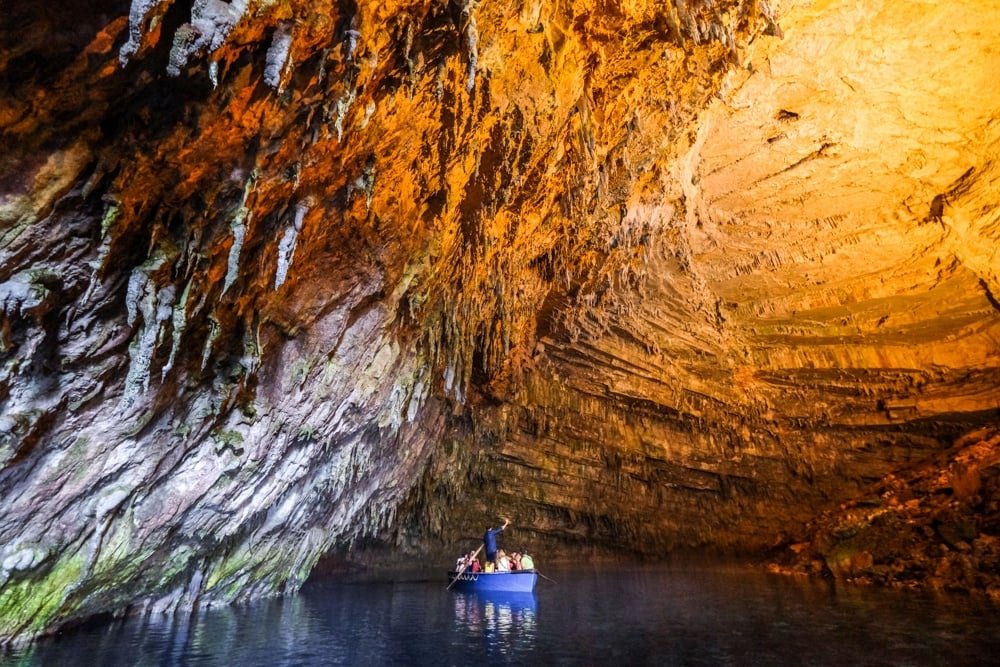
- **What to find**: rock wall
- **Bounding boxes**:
[769,427,1000,596]
[1,0,998,643]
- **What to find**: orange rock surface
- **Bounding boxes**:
[0,0,998,642]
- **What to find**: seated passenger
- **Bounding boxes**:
[520,551,534,570]
[497,550,511,572]
[471,557,482,572]
[510,552,521,570]
[484,560,495,573]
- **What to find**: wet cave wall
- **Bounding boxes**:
[1,0,998,644]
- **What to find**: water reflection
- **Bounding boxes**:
[453,591,537,656]
[8,566,1000,665]
[19,594,323,667]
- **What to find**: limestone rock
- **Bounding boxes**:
[0,0,998,644]
[769,428,1000,596]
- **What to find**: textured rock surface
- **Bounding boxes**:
[1,0,998,643]
[769,427,1000,596]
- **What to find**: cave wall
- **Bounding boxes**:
[1,0,998,643]
[395,0,1000,559]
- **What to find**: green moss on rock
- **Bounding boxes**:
[0,552,84,638]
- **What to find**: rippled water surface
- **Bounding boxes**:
[9,565,1000,665]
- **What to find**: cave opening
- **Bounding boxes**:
[0,0,999,655]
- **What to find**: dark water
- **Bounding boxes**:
[7,565,1000,666]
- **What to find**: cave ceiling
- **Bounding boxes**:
[0,0,998,643]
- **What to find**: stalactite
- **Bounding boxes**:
[403,20,417,93]
[264,23,294,91]
[119,0,167,65]
[347,159,376,211]
[83,202,121,302]
[332,88,356,143]
[463,10,479,93]
[201,316,221,372]
[162,279,192,380]
[125,269,148,329]
[121,272,175,411]
[275,201,308,289]
[166,0,250,77]
[209,60,220,88]
[360,101,376,130]
[223,212,247,295]
[224,172,256,295]
[345,29,361,62]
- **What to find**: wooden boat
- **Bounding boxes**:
[446,569,538,593]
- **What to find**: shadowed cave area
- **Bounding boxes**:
[1,0,998,645]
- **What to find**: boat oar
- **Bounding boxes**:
[536,570,557,584]
[446,543,484,590]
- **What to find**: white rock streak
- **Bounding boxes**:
[264,24,294,90]
[119,0,167,65]
[275,201,308,289]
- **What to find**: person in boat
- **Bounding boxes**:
[455,554,468,571]
[496,550,511,572]
[509,551,521,570]
[469,551,482,572]
[520,551,534,570]
[483,517,510,566]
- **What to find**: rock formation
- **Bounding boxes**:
[1,0,997,644]
[769,427,1000,596]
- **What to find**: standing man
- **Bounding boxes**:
[483,518,510,566]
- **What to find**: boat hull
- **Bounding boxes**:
[447,570,538,593]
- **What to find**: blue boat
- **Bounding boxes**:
[447,569,538,593]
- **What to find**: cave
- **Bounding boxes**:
[1,0,998,650]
